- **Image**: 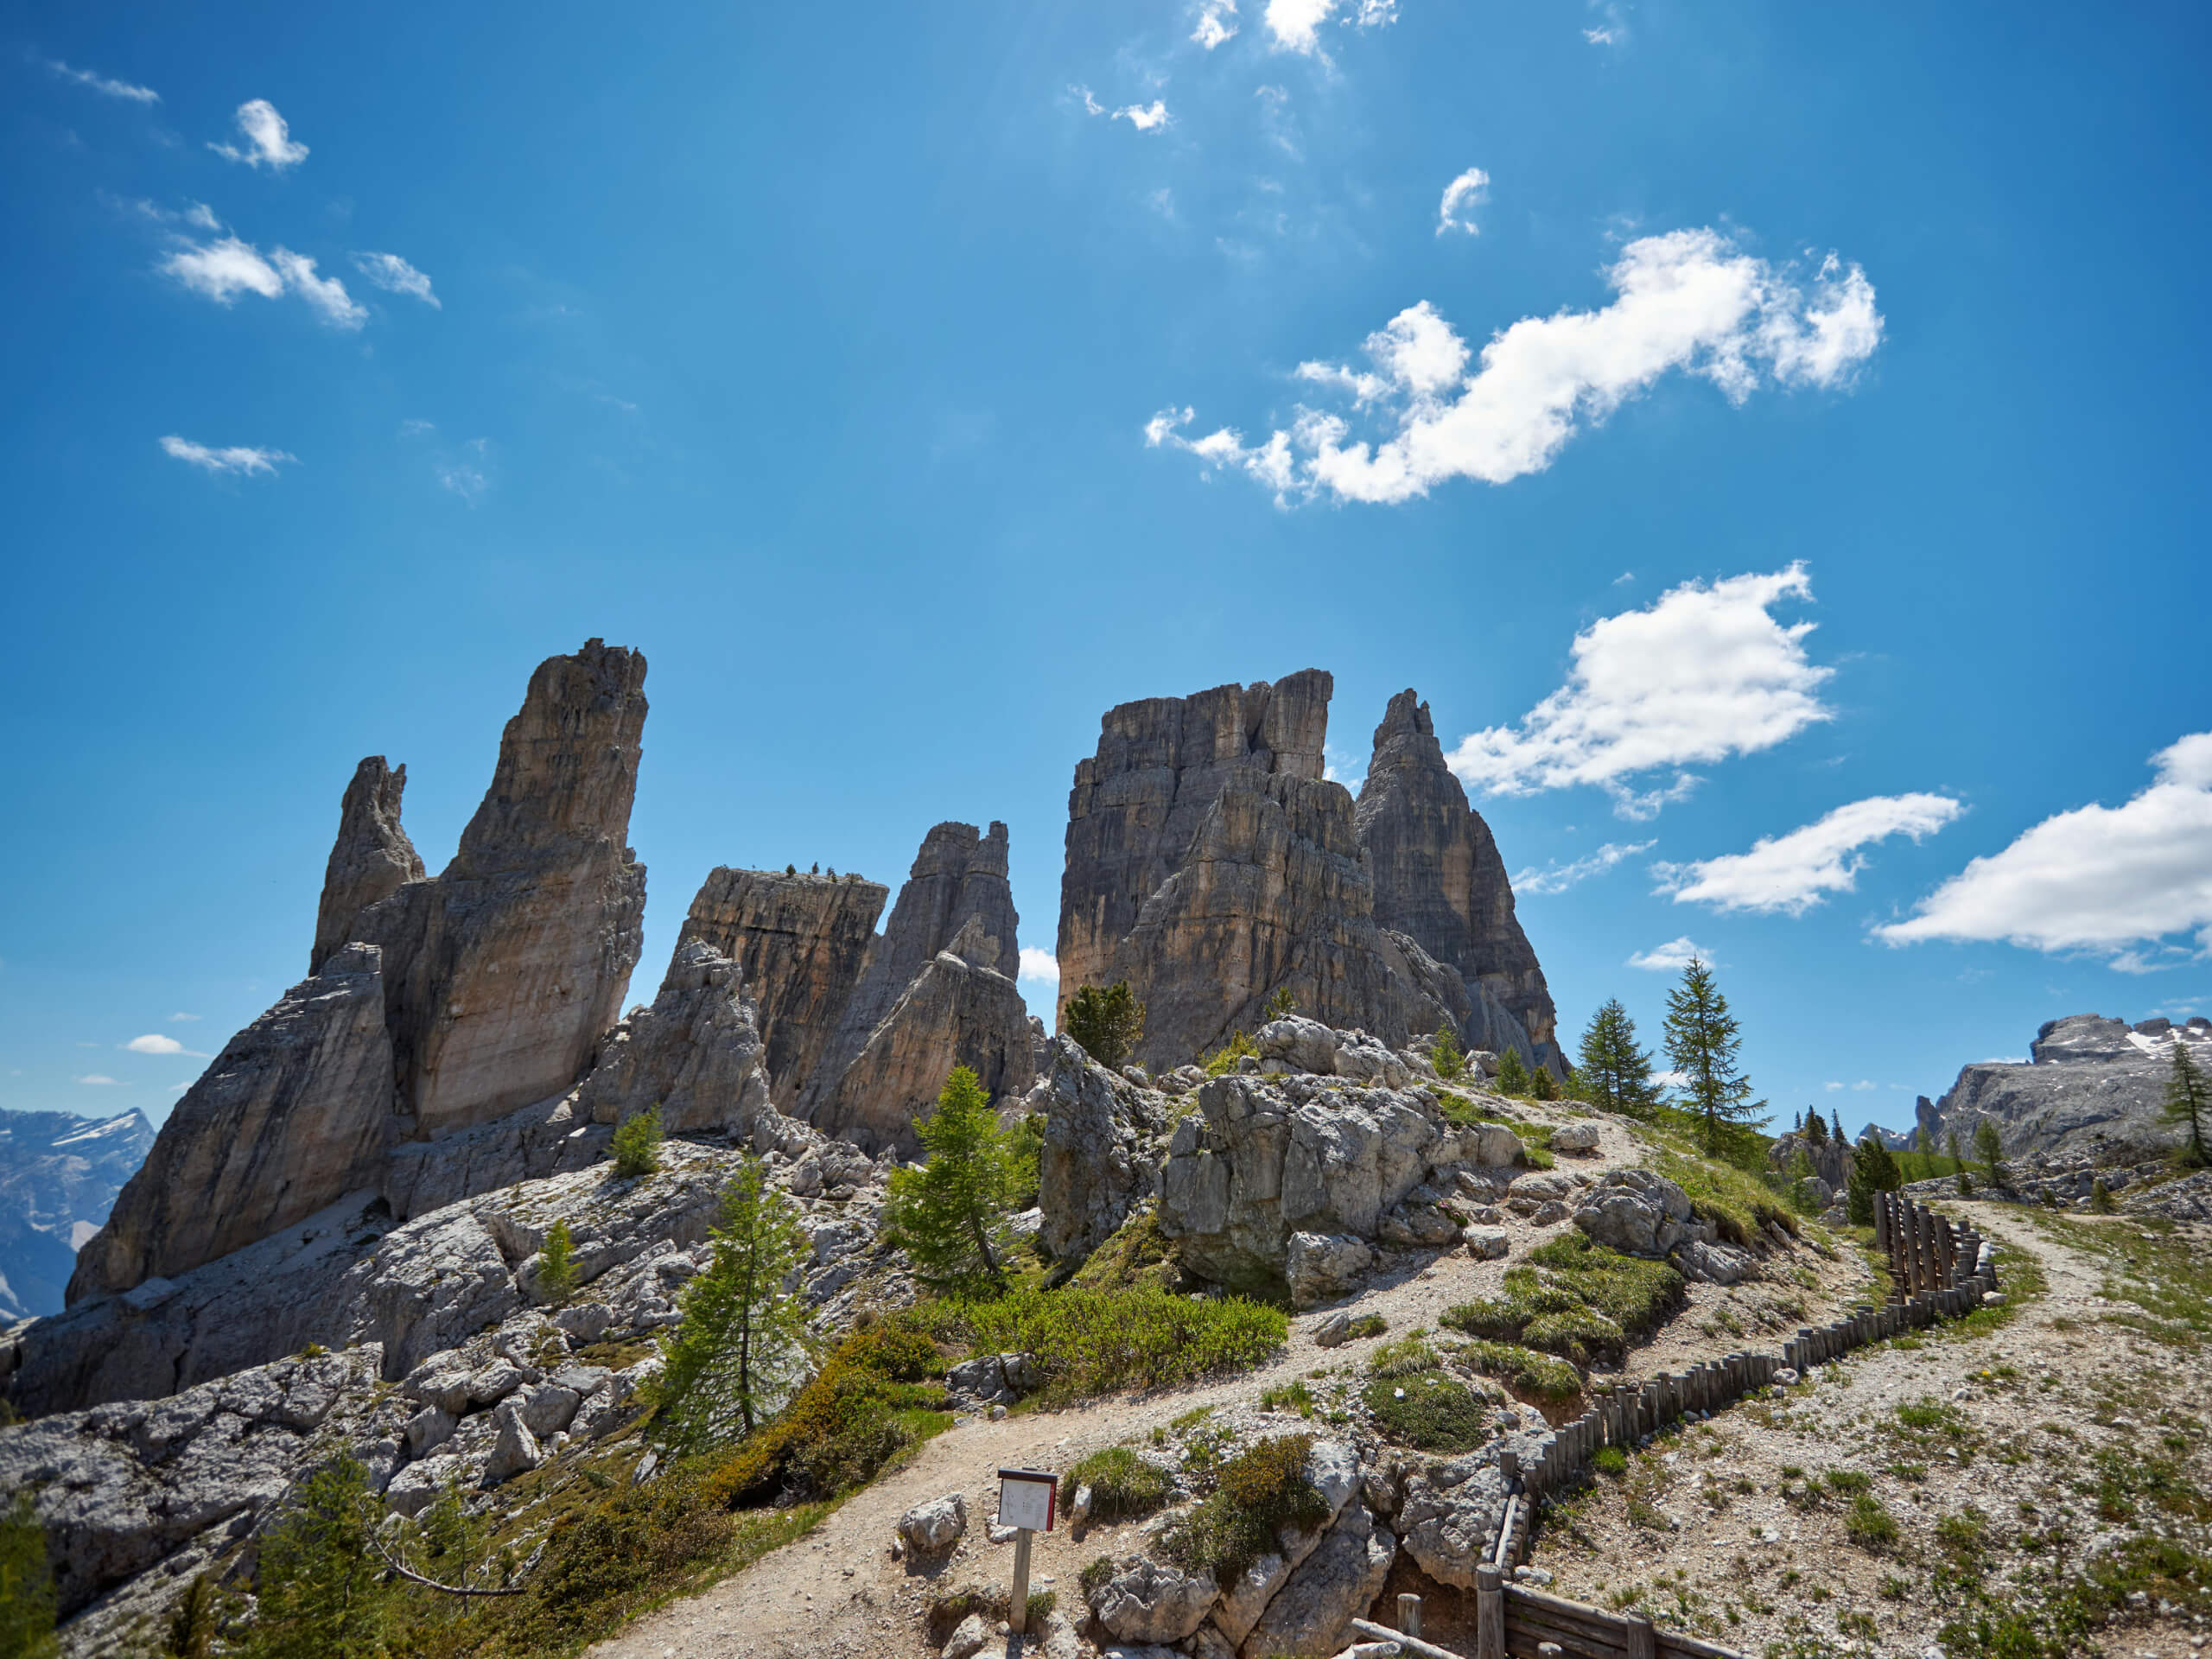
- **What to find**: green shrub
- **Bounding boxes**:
[1201,1030,1259,1077]
[1443,1235,1684,1368]
[1592,1446,1629,1477]
[1430,1023,1465,1083]
[1362,1370,1490,1452]
[536,1218,578,1302]
[1080,1556,1116,1600]
[611,1108,664,1178]
[1065,1447,1177,1523]
[1823,1468,1872,1496]
[1455,1339,1585,1406]
[1162,1435,1331,1583]
[1495,1050,1531,1096]
[1344,1313,1388,1340]
[944,1287,1285,1406]
[1260,1380,1315,1417]
[1068,1204,1184,1295]
[1844,1491,1899,1549]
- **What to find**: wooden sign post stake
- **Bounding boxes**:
[997,1468,1058,1638]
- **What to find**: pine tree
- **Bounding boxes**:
[239,1457,390,1659]
[536,1218,578,1302]
[1429,1022,1465,1083]
[1494,1048,1531,1096]
[1574,1001,1662,1118]
[612,1106,664,1178]
[1915,1124,1934,1157]
[1529,1063,1559,1101]
[1805,1109,1828,1145]
[1263,986,1298,1021]
[163,1573,230,1659]
[0,1492,57,1659]
[1662,957,1759,1157]
[1974,1118,2008,1188]
[1949,1129,1974,1195]
[1064,982,1146,1071]
[1830,1109,1846,1143]
[882,1067,1029,1300]
[651,1156,812,1447]
[2162,1040,2210,1167]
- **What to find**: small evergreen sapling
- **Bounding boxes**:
[882,1066,1030,1300]
[1974,1118,2007,1189]
[651,1155,812,1446]
[1263,985,1298,1022]
[536,1217,578,1302]
[1529,1063,1558,1101]
[1494,1049,1531,1096]
[612,1105,664,1178]
[1574,999,1662,1118]
[1949,1129,1974,1195]
[1429,1022,1465,1083]
[2162,1039,2209,1167]
[1065,982,1146,1071]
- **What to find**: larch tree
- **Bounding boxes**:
[882,1066,1030,1300]
[1575,999,1662,1118]
[2163,1039,2210,1167]
[1662,957,1761,1157]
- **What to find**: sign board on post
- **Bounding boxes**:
[997,1468,1057,1533]
[998,1468,1058,1636]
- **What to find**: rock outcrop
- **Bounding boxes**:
[573,939,772,1137]
[346,639,651,1139]
[674,868,887,1104]
[1920,1013,2212,1162]
[67,945,398,1304]
[0,1109,154,1321]
[310,757,424,975]
[1354,690,1557,1069]
[67,642,652,1308]
[1030,1035,1166,1262]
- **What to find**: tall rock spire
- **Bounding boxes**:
[311,758,424,974]
[1354,689,1558,1059]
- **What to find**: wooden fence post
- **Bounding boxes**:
[1397,1592,1423,1640]
[1475,1565,1504,1659]
[1626,1612,1657,1659]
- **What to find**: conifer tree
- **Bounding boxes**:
[651,1155,812,1446]
[2162,1039,2210,1167]
[1805,1109,1828,1144]
[0,1492,57,1659]
[1949,1129,1973,1195]
[536,1218,578,1302]
[882,1066,1030,1300]
[1974,1118,2008,1188]
[1494,1048,1531,1096]
[1830,1109,1846,1143]
[1662,957,1759,1156]
[1064,982,1146,1071]
[1529,1063,1559,1101]
[1429,1021,1466,1083]
[239,1456,389,1659]
[1575,1000,1662,1118]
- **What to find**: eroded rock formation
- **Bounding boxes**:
[1054,672,1550,1072]
[674,868,887,1103]
[573,939,772,1137]
[67,945,397,1304]
[1355,690,1558,1065]
[310,758,424,975]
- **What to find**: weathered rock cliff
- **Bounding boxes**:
[346,639,650,1139]
[673,868,887,1104]
[1355,690,1557,1065]
[310,757,425,974]
[67,945,397,1304]
[1920,1012,2212,1161]
[573,939,772,1138]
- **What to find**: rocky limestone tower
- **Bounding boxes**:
[67,945,397,1303]
[798,822,1036,1154]
[1056,671,1478,1072]
[310,759,424,975]
[673,868,889,1105]
[340,640,651,1138]
[1354,690,1559,1065]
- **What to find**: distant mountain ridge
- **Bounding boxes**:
[1917,1012,2212,1163]
[0,1109,155,1320]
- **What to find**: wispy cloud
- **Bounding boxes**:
[160,435,296,477]
[1876,731,2212,970]
[121,196,222,232]
[1584,1,1627,45]
[1071,84,1106,117]
[437,438,493,504]
[1440,566,1832,818]
[1627,937,1713,972]
[1264,0,1398,56]
[75,1074,125,1086]
[1512,840,1654,896]
[1113,99,1173,132]
[43,58,159,104]
[352,251,440,308]
[1018,947,1061,984]
[1193,0,1240,49]
[1436,167,1490,236]
[210,99,308,170]
[160,234,365,328]
[168,1012,200,1022]
[1653,793,1964,915]
[1148,232,1881,504]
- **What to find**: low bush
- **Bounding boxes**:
[701,1318,948,1508]
[1064,1446,1176,1523]
[942,1287,1286,1405]
[1442,1236,1684,1369]
[1362,1369,1490,1452]
[1592,1446,1629,1477]
[1067,1204,1184,1295]
[1844,1491,1899,1550]
[1200,1031,1259,1077]
[1161,1435,1331,1583]
[1455,1339,1585,1406]
[1080,1556,1116,1600]
[1343,1313,1389,1340]
[1259,1380,1315,1417]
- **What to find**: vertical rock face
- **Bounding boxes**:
[1354,690,1558,1063]
[67,945,397,1303]
[349,640,651,1139]
[674,868,887,1105]
[1055,671,1474,1072]
[573,939,774,1138]
[798,823,1036,1154]
[311,758,424,975]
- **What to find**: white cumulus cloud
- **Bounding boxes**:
[210,99,308,170]
[160,435,296,476]
[1193,0,1240,48]
[1114,100,1173,132]
[1018,948,1061,984]
[1512,841,1655,896]
[44,59,160,104]
[124,1033,210,1058]
[160,235,365,328]
[1265,0,1397,55]
[353,251,440,308]
[270,249,366,328]
[1436,167,1490,236]
[1875,732,2212,970]
[1444,565,1833,817]
[1653,793,1964,915]
[1627,937,1713,973]
[1149,230,1881,504]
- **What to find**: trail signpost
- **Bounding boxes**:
[998,1467,1058,1635]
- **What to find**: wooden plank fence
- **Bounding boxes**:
[1402,1205,2005,1657]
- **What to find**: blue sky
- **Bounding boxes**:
[5,1,2209,1135]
